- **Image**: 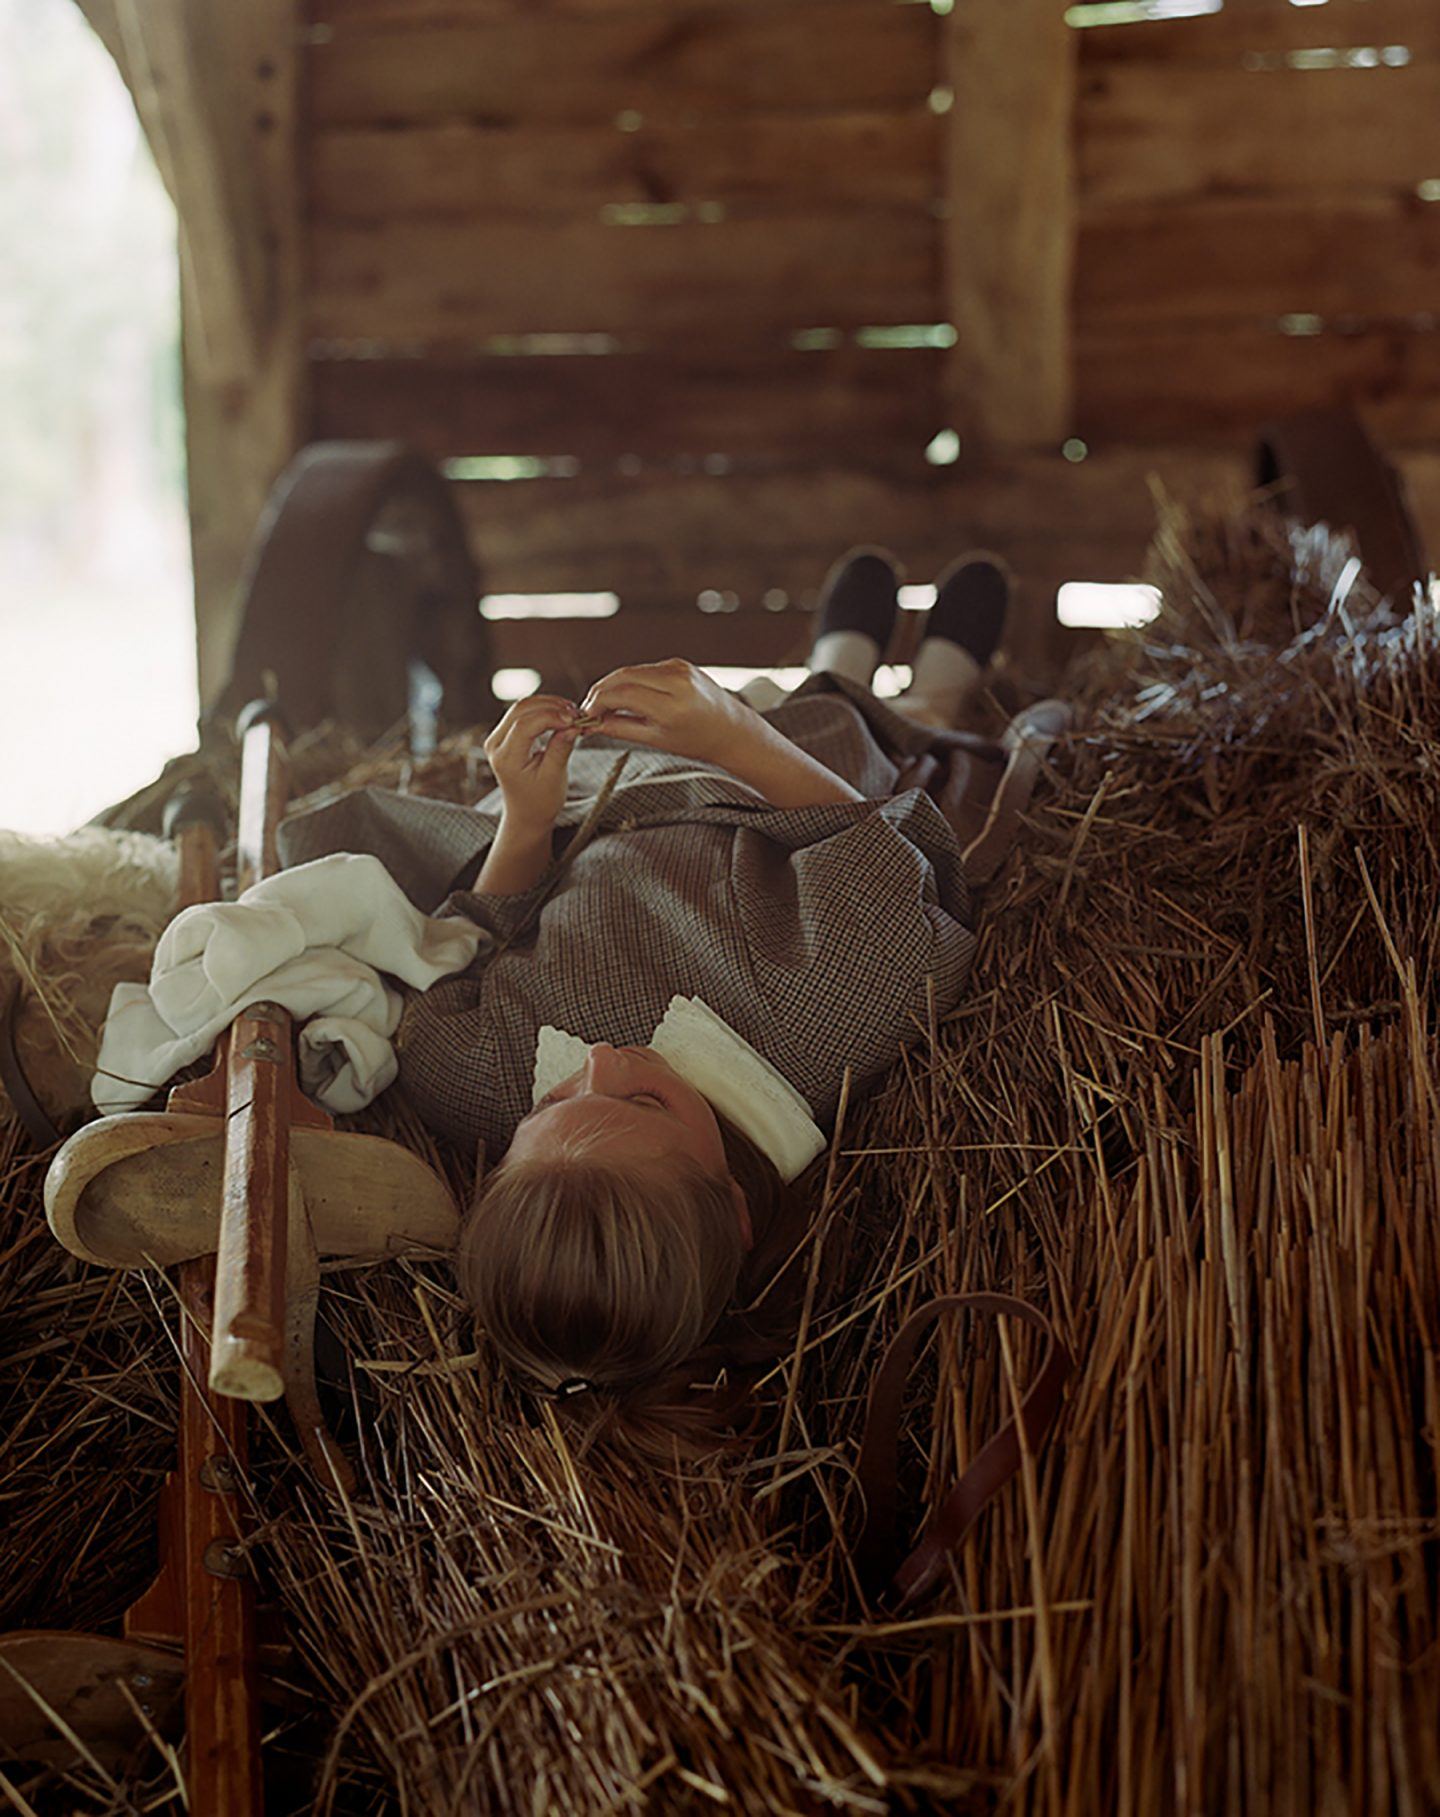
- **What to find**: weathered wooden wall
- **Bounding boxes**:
[1074,0,1440,447]
[82,0,1440,704]
[300,0,1083,687]
[300,0,1440,697]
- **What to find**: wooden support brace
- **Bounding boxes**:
[943,0,1078,450]
[84,0,274,386]
[73,0,306,709]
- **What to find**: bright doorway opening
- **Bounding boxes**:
[0,0,198,835]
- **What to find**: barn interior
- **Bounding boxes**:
[2,0,1439,1810]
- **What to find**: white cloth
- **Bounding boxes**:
[91,853,828,1176]
[532,996,827,1183]
[92,853,484,1114]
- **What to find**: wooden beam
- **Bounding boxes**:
[312,110,940,222]
[485,567,1112,691]
[1077,196,1440,327]
[478,447,1437,687]
[1076,323,1440,448]
[450,453,1247,580]
[73,0,305,708]
[1077,0,1440,69]
[313,0,867,18]
[1079,65,1439,208]
[486,601,975,691]
[310,346,946,464]
[487,589,1098,694]
[469,534,1151,613]
[183,284,304,714]
[72,0,126,73]
[310,1,938,130]
[309,211,940,343]
[110,0,276,387]
[489,607,819,691]
[452,451,1246,679]
[942,0,1077,450]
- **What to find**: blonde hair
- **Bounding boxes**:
[459,1146,746,1394]
[457,1111,829,1463]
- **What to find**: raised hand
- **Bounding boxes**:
[577,658,757,767]
[482,694,581,832]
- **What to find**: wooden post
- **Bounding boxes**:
[119,808,265,1816]
[73,0,305,712]
[176,1258,264,1815]
[183,266,305,717]
[943,0,1078,450]
[208,711,293,1404]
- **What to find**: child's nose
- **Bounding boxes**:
[581,1043,624,1087]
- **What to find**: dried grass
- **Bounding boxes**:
[0,831,178,1122]
[2,494,1437,1812]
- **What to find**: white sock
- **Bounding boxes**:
[810,629,879,685]
[736,675,789,712]
[902,638,983,722]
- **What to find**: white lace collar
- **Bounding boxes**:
[530,995,826,1183]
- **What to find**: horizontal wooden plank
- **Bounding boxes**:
[454,453,1247,595]
[309,213,940,341]
[309,346,946,461]
[1076,197,1440,327]
[469,528,1186,603]
[313,0,818,19]
[312,110,940,221]
[487,596,996,679]
[1077,0,1440,67]
[1079,65,1440,207]
[487,581,1099,689]
[489,534,1153,605]
[311,1,938,129]
[478,448,1437,689]
[490,606,821,687]
[1076,323,1440,446]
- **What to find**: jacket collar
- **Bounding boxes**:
[531,995,825,1183]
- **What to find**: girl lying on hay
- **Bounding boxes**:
[91,548,1067,1459]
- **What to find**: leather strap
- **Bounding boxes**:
[853,1292,1071,1614]
[0,979,63,1149]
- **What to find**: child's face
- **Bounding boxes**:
[500,1043,753,1247]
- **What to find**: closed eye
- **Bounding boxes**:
[532,1089,667,1113]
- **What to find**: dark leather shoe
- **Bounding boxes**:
[927,553,1011,666]
[814,546,901,655]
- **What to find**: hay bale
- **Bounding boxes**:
[0,830,178,1130]
[2,497,1438,1812]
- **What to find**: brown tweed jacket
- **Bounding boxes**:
[276,673,981,1161]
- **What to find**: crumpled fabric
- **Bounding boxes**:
[92,852,484,1115]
